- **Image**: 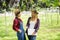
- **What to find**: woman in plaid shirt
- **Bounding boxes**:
[13,9,26,40]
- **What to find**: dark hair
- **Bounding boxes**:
[32,10,38,14]
[15,11,20,16]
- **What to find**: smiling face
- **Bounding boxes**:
[31,11,36,18]
[31,11,38,18]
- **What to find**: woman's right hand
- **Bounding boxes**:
[26,26,28,29]
[18,29,22,33]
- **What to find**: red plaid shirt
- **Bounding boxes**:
[13,17,22,32]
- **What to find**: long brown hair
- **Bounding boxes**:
[14,9,20,17]
[31,10,38,14]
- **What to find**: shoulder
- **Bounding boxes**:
[28,17,31,19]
[14,18,19,22]
[37,18,40,22]
[28,17,31,20]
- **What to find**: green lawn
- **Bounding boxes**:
[0,13,60,40]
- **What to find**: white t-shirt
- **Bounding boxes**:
[29,20,36,29]
[28,20,37,35]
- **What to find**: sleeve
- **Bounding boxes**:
[26,17,31,33]
[13,19,19,32]
[26,17,31,28]
[35,19,40,33]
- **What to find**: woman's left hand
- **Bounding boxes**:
[32,32,35,35]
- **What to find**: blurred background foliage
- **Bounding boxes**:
[0,0,60,11]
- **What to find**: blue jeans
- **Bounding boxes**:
[28,36,36,40]
[17,21,26,40]
[17,32,26,40]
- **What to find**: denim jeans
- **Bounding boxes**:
[17,32,25,40]
[28,36,36,40]
[17,21,26,40]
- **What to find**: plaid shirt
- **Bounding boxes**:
[13,17,22,32]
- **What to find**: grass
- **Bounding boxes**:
[0,12,60,40]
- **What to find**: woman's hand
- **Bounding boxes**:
[32,32,35,35]
[26,26,28,29]
[18,29,22,33]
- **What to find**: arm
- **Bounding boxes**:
[26,17,31,28]
[13,19,19,32]
[26,17,31,33]
[33,19,40,34]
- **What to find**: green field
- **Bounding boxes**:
[0,13,60,40]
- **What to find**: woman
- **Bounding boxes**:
[13,9,26,40]
[26,10,40,40]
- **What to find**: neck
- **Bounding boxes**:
[16,16,20,19]
[32,16,37,20]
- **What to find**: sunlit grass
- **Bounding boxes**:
[0,13,60,40]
